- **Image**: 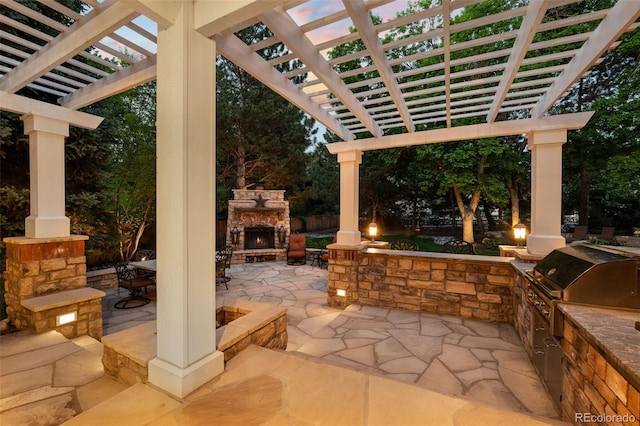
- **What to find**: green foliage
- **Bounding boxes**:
[216,24,315,199]
[293,143,340,216]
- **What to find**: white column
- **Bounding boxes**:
[148,0,223,398]
[22,114,70,238]
[336,150,362,245]
[527,129,567,256]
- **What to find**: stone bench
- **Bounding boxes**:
[21,287,105,339]
[101,299,287,386]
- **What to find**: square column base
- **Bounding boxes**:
[526,234,566,256]
[148,351,224,399]
[25,215,70,238]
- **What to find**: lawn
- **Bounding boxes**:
[306,233,509,256]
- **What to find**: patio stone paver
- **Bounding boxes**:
[218,262,560,419]
[1,261,562,424]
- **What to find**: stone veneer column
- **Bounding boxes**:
[326,244,365,308]
[2,235,103,339]
[527,129,567,256]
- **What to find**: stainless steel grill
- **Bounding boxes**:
[527,245,639,308]
[523,245,638,411]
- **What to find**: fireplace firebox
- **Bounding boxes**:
[245,227,275,250]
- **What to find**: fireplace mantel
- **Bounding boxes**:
[227,189,290,263]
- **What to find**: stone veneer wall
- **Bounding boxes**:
[513,272,535,359]
[227,189,290,251]
[328,248,515,323]
[562,317,639,425]
[86,268,118,290]
[513,266,639,425]
[3,235,103,339]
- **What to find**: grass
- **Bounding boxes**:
[306,233,507,256]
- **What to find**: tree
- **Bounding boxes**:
[216,24,315,195]
[295,139,340,216]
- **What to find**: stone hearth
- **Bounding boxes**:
[227,189,290,264]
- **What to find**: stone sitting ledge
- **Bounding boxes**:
[21,287,105,340]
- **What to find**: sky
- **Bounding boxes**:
[103,0,415,60]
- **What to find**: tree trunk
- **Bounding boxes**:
[482,200,497,231]
[507,176,520,226]
[452,184,481,243]
[579,163,589,226]
[236,144,246,189]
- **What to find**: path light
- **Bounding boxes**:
[368,221,378,241]
[57,311,77,326]
[230,226,240,246]
[513,223,527,247]
[277,225,286,245]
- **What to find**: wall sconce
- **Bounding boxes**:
[56,311,77,326]
[513,223,527,247]
[230,226,240,246]
[277,225,286,245]
[336,289,346,297]
[368,221,378,242]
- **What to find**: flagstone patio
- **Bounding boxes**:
[0,262,563,425]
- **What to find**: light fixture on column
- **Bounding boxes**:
[368,221,378,242]
[230,226,240,246]
[513,223,527,247]
[336,289,346,297]
[277,225,286,245]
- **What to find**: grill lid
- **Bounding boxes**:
[533,245,630,289]
[530,245,638,307]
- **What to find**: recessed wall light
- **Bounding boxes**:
[56,312,77,326]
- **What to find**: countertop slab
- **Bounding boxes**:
[558,303,640,390]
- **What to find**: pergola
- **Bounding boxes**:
[1,0,639,398]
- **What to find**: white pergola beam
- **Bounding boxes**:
[327,111,593,154]
[0,91,103,129]
[195,0,297,38]
[533,0,640,118]
[344,0,414,132]
[486,0,549,123]
[60,56,157,109]
[261,7,382,138]
[121,0,181,29]
[0,1,138,94]
[216,33,353,141]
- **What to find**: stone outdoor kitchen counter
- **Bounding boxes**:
[557,303,640,391]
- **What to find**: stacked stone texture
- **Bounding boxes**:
[3,238,94,335]
[327,250,514,323]
[562,317,639,424]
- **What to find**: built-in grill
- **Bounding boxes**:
[526,245,639,332]
[527,245,638,306]
[523,244,639,411]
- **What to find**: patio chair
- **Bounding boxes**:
[442,239,476,255]
[318,235,337,268]
[114,263,154,309]
[287,234,307,265]
[132,249,157,285]
[215,250,231,290]
[597,227,618,245]
[390,240,418,251]
[133,249,156,261]
[568,226,588,243]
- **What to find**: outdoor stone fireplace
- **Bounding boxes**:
[226,189,290,263]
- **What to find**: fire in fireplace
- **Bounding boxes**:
[245,227,275,249]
